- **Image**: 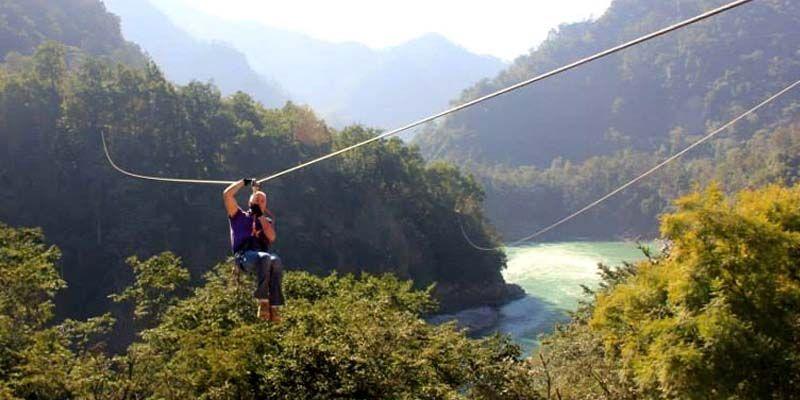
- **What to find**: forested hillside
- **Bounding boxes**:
[148,0,506,131]
[474,119,800,239]
[2,1,800,398]
[415,0,800,239]
[3,184,798,399]
[0,44,517,321]
[104,0,287,108]
[0,0,144,64]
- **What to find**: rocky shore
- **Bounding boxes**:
[432,280,526,314]
[426,305,504,334]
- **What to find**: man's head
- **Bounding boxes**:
[249,191,268,214]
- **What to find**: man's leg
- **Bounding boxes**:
[240,251,272,321]
[266,254,284,322]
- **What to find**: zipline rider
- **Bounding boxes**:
[224,179,284,322]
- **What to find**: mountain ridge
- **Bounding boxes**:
[103,0,288,107]
[412,0,800,239]
[148,0,506,131]
[414,0,800,167]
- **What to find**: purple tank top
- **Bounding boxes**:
[228,208,270,253]
[229,208,263,253]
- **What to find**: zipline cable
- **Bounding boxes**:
[255,0,754,184]
[101,130,236,185]
[461,78,800,251]
[101,0,753,185]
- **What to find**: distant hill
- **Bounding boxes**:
[103,0,287,107]
[340,33,505,133]
[147,0,506,131]
[414,0,800,167]
[409,0,800,240]
[0,0,144,63]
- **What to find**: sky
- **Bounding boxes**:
[154,0,613,61]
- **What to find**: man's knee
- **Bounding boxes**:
[254,255,271,277]
[268,255,283,275]
[237,251,259,271]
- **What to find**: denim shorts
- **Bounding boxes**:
[235,250,284,305]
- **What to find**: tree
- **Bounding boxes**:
[118,263,536,399]
[0,223,115,399]
[589,184,800,399]
[0,221,539,399]
[110,252,190,324]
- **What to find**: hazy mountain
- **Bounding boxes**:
[147,0,506,132]
[340,33,505,132]
[414,0,800,167]
[411,0,800,239]
[103,0,287,107]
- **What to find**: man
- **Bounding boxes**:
[223,178,284,322]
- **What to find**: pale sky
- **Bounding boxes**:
[157,0,613,61]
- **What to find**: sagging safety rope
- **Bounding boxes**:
[101,132,236,185]
[101,0,755,186]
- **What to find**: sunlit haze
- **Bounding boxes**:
[152,0,613,61]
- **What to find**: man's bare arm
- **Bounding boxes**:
[259,212,276,243]
[223,180,245,217]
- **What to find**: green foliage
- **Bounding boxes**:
[0,223,117,399]
[592,184,800,398]
[0,43,509,322]
[4,158,799,400]
[110,252,190,322]
[0,0,145,64]
[0,223,63,326]
[472,120,800,240]
[529,184,800,399]
[120,262,537,399]
[284,271,437,315]
[0,223,538,398]
[0,223,64,397]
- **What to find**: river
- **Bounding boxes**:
[433,242,651,354]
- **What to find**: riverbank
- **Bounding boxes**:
[430,241,650,353]
[432,280,526,314]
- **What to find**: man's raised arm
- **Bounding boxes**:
[259,211,276,243]
[223,179,246,217]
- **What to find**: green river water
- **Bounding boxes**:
[478,242,650,353]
